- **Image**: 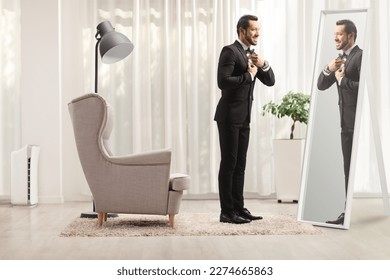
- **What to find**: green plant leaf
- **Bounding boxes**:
[261,91,311,139]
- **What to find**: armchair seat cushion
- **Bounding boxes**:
[169,173,190,191]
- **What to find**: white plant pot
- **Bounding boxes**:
[273,139,305,203]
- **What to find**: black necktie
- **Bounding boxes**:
[246,48,255,55]
[340,52,347,59]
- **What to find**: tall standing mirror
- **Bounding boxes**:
[298,9,368,229]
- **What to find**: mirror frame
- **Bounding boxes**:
[298,9,370,229]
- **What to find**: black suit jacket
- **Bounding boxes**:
[317,45,362,130]
[214,40,275,124]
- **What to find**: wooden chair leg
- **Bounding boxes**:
[103,213,108,222]
[97,212,104,226]
[169,214,175,228]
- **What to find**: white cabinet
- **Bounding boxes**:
[273,139,305,203]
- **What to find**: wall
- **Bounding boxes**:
[60,0,91,201]
[20,0,63,203]
[19,0,92,203]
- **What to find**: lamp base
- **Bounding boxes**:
[80,212,119,219]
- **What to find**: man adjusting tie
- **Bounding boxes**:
[214,15,275,224]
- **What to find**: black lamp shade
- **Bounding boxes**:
[97,21,134,64]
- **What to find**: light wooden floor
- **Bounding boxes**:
[0,198,389,260]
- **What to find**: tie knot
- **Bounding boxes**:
[246,48,255,55]
[341,52,347,59]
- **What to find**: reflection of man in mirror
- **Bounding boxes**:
[317,19,362,225]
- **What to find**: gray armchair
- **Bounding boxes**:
[68,93,189,227]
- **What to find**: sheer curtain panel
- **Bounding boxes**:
[61,0,389,198]
[0,0,20,199]
[79,0,279,195]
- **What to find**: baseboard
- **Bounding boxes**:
[353,192,389,198]
[62,194,93,202]
[1,194,64,204]
[4,192,383,204]
[38,195,65,204]
[183,192,276,200]
[0,195,11,205]
[183,192,387,200]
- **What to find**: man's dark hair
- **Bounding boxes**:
[237,15,258,36]
[336,19,357,41]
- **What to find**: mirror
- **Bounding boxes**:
[298,9,368,229]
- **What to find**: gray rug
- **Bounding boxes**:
[60,213,322,237]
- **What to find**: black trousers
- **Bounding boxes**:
[217,121,250,214]
[341,128,354,196]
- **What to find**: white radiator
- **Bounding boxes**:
[11,145,40,206]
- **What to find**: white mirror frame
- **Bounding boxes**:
[298,9,370,229]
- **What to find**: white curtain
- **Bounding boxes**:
[65,0,389,196]
[0,0,20,198]
[1,0,388,199]
[81,0,280,195]
[357,0,390,193]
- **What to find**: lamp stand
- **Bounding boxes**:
[95,36,100,93]
[79,34,118,219]
[80,201,118,219]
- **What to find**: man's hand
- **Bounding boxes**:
[249,53,265,68]
[327,57,344,72]
[335,67,345,82]
[248,62,258,77]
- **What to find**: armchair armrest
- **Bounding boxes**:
[169,173,190,191]
[107,149,171,166]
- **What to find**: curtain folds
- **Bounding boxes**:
[1,0,389,198]
[0,0,20,198]
[75,0,389,196]
[84,0,281,195]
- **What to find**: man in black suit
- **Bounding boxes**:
[214,15,275,224]
[317,19,362,225]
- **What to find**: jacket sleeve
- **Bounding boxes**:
[256,67,275,86]
[317,71,336,91]
[217,46,253,90]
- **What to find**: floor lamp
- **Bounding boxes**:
[81,21,134,218]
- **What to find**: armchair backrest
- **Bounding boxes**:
[68,93,172,215]
[68,93,110,165]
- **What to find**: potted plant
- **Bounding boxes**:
[262,91,310,139]
[262,91,310,203]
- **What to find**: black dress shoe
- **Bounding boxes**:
[220,212,251,224]
[326,212,345,225]
[237,208,263,220]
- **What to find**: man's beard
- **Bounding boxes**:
[336,39,348,50]
[244,33,258,46]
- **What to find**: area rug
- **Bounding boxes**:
[60,213,322,237]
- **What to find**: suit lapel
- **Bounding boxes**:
[234,40,249,65]
[344,45,359,70]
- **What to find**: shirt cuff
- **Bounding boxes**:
[261,60,270,72]
[323,66,331,76]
